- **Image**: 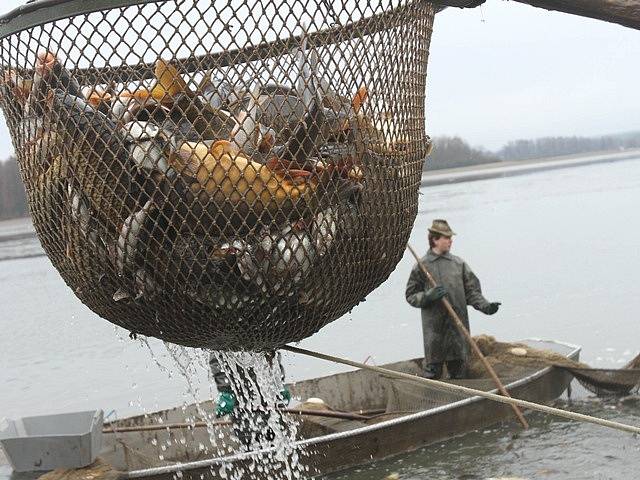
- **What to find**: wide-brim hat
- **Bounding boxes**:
[428,219,456,237]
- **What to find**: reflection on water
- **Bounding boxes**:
[2,157,640,479]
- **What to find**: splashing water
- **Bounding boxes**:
[212,351,307,480]
[139,337,307,479]
[139,338,226,459]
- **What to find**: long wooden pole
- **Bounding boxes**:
[406,244,530,429]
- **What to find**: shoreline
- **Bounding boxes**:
[2,149,640,234]
[421,148,640,187]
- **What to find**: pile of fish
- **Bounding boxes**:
[0,45,400,308]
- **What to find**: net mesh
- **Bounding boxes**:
[385,376,501,413]
[470,336,640,397]
[385,339,640,413]
[0,0,434,350]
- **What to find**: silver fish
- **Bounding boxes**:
[67,180,91,234]
[230,84,260,154]
[311,208,337,257]
[255,92,306,140]
[20,113,48,147]
[116,199,155,275]
[47,88,134,232]
[134,268,161,300]
[123,121,172,175]
[65,178,109,255]
[236,224,315,293]
[264,224,314,289]
[198,74,234,111]
[295,36,319,111]
[223,239,253,280]
[110,94,137,124]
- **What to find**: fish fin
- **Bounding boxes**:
[351,86,368,114]
[113,288,131,302]
[153,59,187,99]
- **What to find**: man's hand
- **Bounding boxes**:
[424,285,447,303]
[484,302,501,315]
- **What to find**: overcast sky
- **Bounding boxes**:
[0,0,637,157]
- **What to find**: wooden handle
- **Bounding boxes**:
[406,244,529,429]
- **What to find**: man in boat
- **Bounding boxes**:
[405,219,501,379]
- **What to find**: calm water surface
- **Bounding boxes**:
[2,157,640,479]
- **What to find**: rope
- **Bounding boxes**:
[282,345,640,435]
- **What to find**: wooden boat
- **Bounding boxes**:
[91,339,579,479]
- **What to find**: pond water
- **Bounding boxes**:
[2,156,640,479]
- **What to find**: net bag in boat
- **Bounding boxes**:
[0,0,434,350]
[557,351,640,396]
[472,336,640,397]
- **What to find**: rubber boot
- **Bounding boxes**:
[446,360,467,379]
[422,362,443,379]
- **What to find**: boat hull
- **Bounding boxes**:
[114,339,579,479]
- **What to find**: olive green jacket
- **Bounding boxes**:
[405,250,492,363]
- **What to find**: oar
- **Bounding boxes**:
[406,244,529,429]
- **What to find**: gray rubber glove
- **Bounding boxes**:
[483,302,501,315]
[423,285,447,304]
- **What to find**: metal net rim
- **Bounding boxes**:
[0,0,167,38]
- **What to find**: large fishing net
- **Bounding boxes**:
[386,336,640,412]
[0,0,434,350]
[470,336,640,396]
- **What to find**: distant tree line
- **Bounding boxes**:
[0,157,28,220]
[1,130,640,218]
[424,131,640,170]
[496,132,640,161]
[424,136,499,170]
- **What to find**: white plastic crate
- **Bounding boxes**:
[0,410,103,472]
